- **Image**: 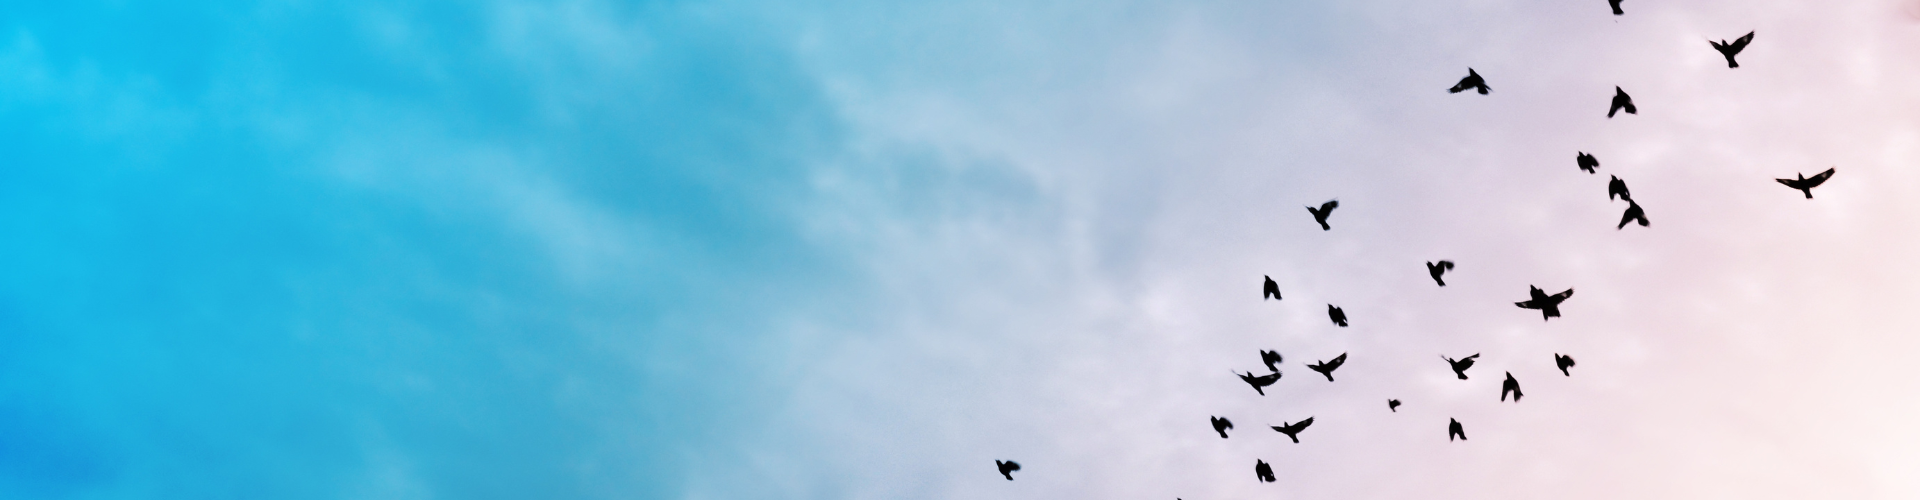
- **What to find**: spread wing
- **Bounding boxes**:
[1731,31,1754,50]
[1448,78,1470,93]
[1515,299,1540,309]
[1550,289,1574,302]
[1328,353,1347,368]
[1806,167,1835,186]
[1776,177,1799,188]
[1296,417,1314,430]
[1319,200,1339,212]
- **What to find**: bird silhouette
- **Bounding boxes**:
[1608,0,1624,15]
[1263,275,1282,300]
[1388,399,1401,412]
[1515,285,1574,321]
[1212,416,1234,438]
[1238,370,1282,395]
[1270,417,1315,443]
[1710,31,1754,68]
[1608,86,1637,118]
[1609,175,1631,202]
[1776,168,1835,199]
[1448,418,1467,441]
[1501,372,1523,402]
[1448,68,1490,94]
[1555,353,1577,376]
[1306,200,1338,230]
[997,460,1021,480]
[1442,353,1480,380]
[1255,459,1275,483]
[1307,353,1347,382]
[1577,152,1600,174]
[1327,305,1348,327]
[1427,260,1454,286]
[1261,350,1284,372]
[1617,200,1649,229]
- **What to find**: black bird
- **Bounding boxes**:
[996,460,1020,480]
[1263,275,1282,300]
[1306,200,1338,231]
[1271,417,1315,443]
[1261,350,1284,372]
[1327,305,1348,327]
[1448,418,1467,441]
[1607,86,1637,118]
[1307,353,1347,382]
[1388,399,1401,412]
[1442,353,1480,380]
[1211,416,1234,438]
[1255,460,1275,483]
[1577,152,1600,174]
[1608,0,1624,15]
[1710,31,1755,68]
[1617,200,1649,229]
[1448,68,1490,95]
[1555,353,1577,376]
[1501,372,1523,402]
[1515,285,1574,321]
[1426,260,1454,286]
[1609,175,1631,202]
[1238,370,1282,396]
[1777,168,1836,199]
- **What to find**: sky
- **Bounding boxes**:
[5,1,1920,499]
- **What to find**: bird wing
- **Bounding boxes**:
[1320,200,1339,212]
[1515,300,1540,309]
[1448,79,1470,93]
[1709,39,1726,51]
[1550,289,1574,301]
[1731,31,1754,50]
[1776,178,1799,188]
[1806,167,1835,186]
[1330,353,1348,367]
[1439,260,1453,269]
[1008,462,1020,471]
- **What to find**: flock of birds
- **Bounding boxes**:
[993,1,1839,488]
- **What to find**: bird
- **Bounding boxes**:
[1515,285,1574,321]
[1710,31,1755,68]
[1211,416,1234,438]
[1255,459,1276,483]
[1609,175,1631,202]
[1442,353,1480,380]
[1608,0,1624,15]
[996,460,1021,480]
[1501,372,1523,402]
[1307,353,1347,382]
[1263,275,1282,300]
[1776,168,1836,199]
[1608,86,1637,118]
[1426,260,1454,286]
[1327,305,1348,327]
[1261,350,1284,372]
[1617,200,1649,229]
[1448,418,1467,441]
[1388,399,1401,412]
[1577,152,1600,174]
[1306,200,1338,230]
[1238,370,1282,395]
[1448,68,1490,95]
[1555,353,1577,376]
[1271,417,1315,443]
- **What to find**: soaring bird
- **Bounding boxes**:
[1448,418,1467,441]
[1271,417,1315,443]
[1261,350,1284,373]
[1442,353,1480,380]
[1238,370,1282,395]
[1306,200,1338,231]
[1211,416,1234,438]
[1608,87,1637,118]
[1608,0,1624,15]
[1327,305,1348,327]
[996,460,1021,480]
[1427,260,1454,286]
[1555,353,1577,376]
[1388,399,1401,412]
[1515,285,1574,321]
[1263,275,1282,300]
[1776,168,1836,199]
[1448,68,1490,95]
[1307,353,1348,382]
[1710,31,1755,68]
[1255,460,1276,483]
[1609,175,1631,202]
[1577,152,1600,174]
[1501,372,1523,402]
[1617,200,1649,229]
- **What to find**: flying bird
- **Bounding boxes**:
[1327,305,1348,327]
[1263,275,1282,300]
[1261,350,1284,372]
[1306,200,1338,231]
[1307,353,1347,382]
[1427,260,1454,286]
[1211,416,1234,439]
[1442,353,1480,380]
[1776,168,1836,199]
[1608,0,1624,15]
[1270,417,1315,443]
[1255,460,1275,483]
[1609,175,1631,202]
[996,460,1021,480]
[1448,68,1490,94]
[1608,87,1637,118]
[1555,353,1577,376]
[1617,200,1649,229]
[1388,399,1401,412]
[1501,372,1523,402]
[1515,285,1574,321]
[1448,418,1467,441]
[1710,31,1755,68]
[1238,370,1282,396]
[1577,152,1600,174]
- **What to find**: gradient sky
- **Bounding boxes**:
[6,1,1920,499]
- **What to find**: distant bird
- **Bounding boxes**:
[1609,175,1631,202]
[1238,370,1282,396]
[1426,260,1454,286]
[1448,68,1491,95]
[1442,353,1480,380]
[1555,353,1577,376]
[1515,285,1574,321]
[996,460,1021,480]
[1327,305,1348,327]
[1617,200,1649,229]
[1255,459,1276,483]
[1710,31,1755,68]
[1306,200,1338,231]
[1608,0,1624,15]
[1577,152,1600,174]
[1270,417,1315,443]
[1388,399,1401,412]
[1307,353,1348,382]
[1263,275,1282,300]
[1607,87,1637,118]
[1776,168,1836,199]
[1261,350,1284,372]
[1501,372,1523,402]
[1211,416,1234,438]
[1448,418,1467,441]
